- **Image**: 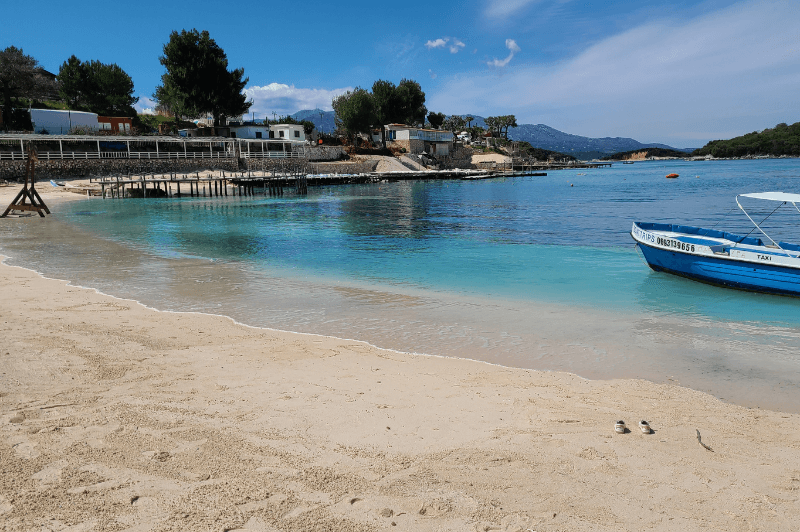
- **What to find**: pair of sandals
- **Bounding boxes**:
[615,420,651,434]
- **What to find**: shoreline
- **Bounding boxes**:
[1,256,799,530]
[4,184,800,414]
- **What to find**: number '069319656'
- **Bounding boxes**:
[657,237,695,253]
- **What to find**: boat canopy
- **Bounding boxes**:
[734,192,800,252]
[738,192,800,203]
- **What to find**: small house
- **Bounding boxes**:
[227,124,270,139]
[270,124,305,141]
[381,124,454,156]
[97,116,132,134]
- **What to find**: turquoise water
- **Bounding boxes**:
[3,158,800,410]
[58,159,800,322]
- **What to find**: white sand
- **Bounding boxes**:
[2,178,800,531]
[471,153,511,165]
[1,257,799,531]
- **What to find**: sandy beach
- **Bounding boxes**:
[1,254,799,531]
[1,182,799,531]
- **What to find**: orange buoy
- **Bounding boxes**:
[666,173,679,179]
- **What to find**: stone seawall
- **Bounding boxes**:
[309,160,379,174]
[0,158,238,181]
[244,158,378,175]
[298,146,346,161]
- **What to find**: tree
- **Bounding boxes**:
[499,114,517,139]
[427,112,445,130]
[58,56,139,116]
[331,87,375,142]
[469,125,485,140]
[300,119,315,136]
[0,46,57,129]
[485,116,500,136]
[395,78,426,127]
[57,55,84,110]
[371,79,400,148]
[443,115,466,134]
[465,115,474,128]
[155,29,252,127]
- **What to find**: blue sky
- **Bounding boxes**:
[3,0,799,147]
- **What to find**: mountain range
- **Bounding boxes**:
[290,109,694,160]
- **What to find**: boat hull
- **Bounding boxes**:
[636,242,800,296]
[631,222,800,297]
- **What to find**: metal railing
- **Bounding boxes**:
[0,150,301,160]
[242,151,301,159]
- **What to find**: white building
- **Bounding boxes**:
[269,123,305,141]
[373,124,454,156]
[228,124,270,139]
[30,109,99,134]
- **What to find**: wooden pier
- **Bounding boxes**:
[87,165,574,200]
[89,168,523,199]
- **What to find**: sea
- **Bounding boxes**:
[3,158,800,411]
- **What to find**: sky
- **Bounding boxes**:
[3,0,799,147]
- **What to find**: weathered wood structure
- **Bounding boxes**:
[1,146,50,218]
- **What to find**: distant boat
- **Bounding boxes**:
[631,192,800,297]
[666,173,679,179]
[623,161,634,164]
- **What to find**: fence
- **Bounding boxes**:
[0,150,234,161]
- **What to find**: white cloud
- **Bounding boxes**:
[431,0,800,146]
[134,95,156,115]
[243,83,352,118]
[429,69,437,79]
[485,0,541,19]
[487,39,521,68]
[427,37,466,54]
[425,38,448,49]
[450,39,466,54]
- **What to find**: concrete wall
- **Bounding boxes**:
[0,157,238,181]
[391,139,424,154]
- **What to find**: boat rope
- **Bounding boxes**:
[709,206,737,229]
[736,200,799,258]
[742,201,784,240]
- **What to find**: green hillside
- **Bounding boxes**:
[515,141,576,161]
[600,147,688,160]
[692,122,800,158]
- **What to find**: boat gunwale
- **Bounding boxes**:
[631,222,800,270]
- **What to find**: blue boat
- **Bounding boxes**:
[631,192,800,297]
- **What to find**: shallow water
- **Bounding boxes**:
[3,159,800,411]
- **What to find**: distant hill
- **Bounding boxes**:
[692,122,800,158]
[289,109,336,134]
[516,141,576,162]
[446,115,692,160]
[505,123,692,160]
[600,148,690,161]
[288,109,693,159]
